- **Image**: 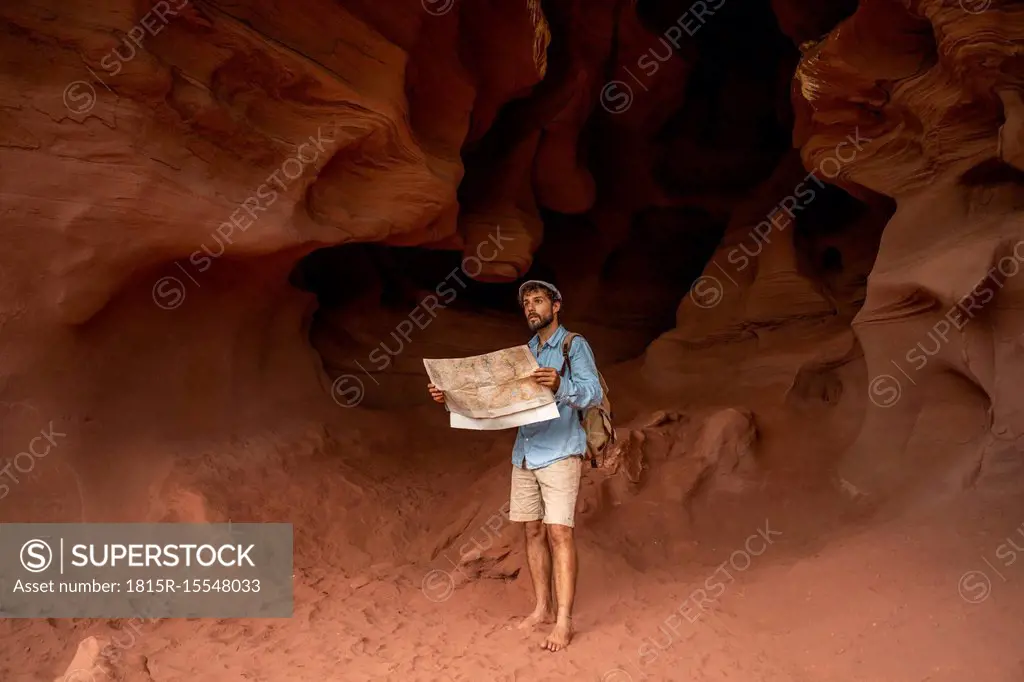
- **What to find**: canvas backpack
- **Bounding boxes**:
[559,331,616,467]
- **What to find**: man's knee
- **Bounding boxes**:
[524,520,546,540]
[546,524,573,547]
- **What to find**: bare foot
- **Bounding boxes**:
[517,607,553,631]
[541,619,573,651]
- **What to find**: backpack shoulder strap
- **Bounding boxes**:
[560,331,580,377]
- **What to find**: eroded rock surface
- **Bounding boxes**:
[795,0,1024,499]
[0,0,557,525]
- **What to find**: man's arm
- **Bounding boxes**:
[555,337,603,410]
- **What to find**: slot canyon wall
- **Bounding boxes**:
[1,0,1023,570]
[797,0,1024,501]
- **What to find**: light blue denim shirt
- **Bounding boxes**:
[512,325,604,470]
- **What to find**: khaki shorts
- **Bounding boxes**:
[508,456,584,527]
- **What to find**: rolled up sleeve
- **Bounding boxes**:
[555,337,603,410]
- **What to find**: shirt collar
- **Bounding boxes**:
[530,324,566,350]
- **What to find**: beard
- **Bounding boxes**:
[527,311,553,331]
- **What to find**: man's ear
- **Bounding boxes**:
[553,300,561,315]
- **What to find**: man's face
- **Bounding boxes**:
[522,289,558,331]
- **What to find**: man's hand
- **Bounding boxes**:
[427,383,446,405]
[531,367,561,393]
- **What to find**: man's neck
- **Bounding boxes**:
[537,320,559,345]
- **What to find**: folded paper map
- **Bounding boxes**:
[448,403,561,431]
[423,345,559,430]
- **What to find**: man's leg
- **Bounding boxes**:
[508,463,552,629]
[535,456,583,651]
[545,523,577,651]
[519,520,553,629]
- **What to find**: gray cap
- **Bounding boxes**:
[518,279,562,305]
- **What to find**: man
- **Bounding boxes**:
[427,280,604,652]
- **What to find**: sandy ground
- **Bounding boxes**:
[7,403,1024,682]
[12,491,1024,682]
